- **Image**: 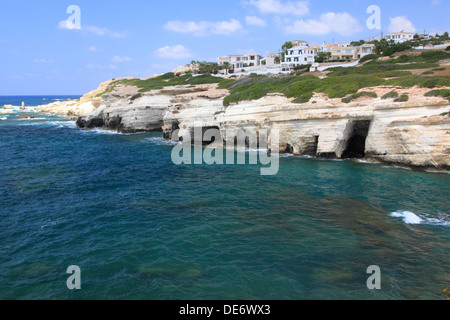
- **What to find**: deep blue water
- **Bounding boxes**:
[0,97,449,300]
[0,96,81,107]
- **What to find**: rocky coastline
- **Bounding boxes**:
[31,77,450,172]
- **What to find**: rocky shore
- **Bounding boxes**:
[32,75,450,171]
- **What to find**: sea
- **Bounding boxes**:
[0,96,448,300]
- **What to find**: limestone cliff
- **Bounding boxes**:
[37,79,450,171]
[35,79,119,117]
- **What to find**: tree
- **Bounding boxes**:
[282,41,294,52]
[315,52,331,63]
[222,62,231,75]
[198,61,220,74]
[351,40,366,46]
[281,41,294,62]
[274,56,281,64]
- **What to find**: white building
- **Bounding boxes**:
[260,52,281,66]
[218,53,261,72]
[384,31,414,44]
[281,47,316,71]
[292,40,309,47]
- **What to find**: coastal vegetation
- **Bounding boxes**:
[341,92,378,104]
[381,91,399,100]
[425,89,450,101]
[96,50,450,107]
[221,50,450,105]
[394,94,409,102]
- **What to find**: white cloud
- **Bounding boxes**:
[86,64,118,70]
[33,59,53,64]
[246,0,309,16]
[112,56,132,62]
[58,20,78,30]
[88,46,102,52]
[164,19,244,36]
[284,12,362,36]
[58,21,128,38]
[155,45,194,59]
[388,16,416,33]
[245,16,267,27]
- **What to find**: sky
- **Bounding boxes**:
[0,0,448,95]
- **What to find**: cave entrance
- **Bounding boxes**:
[284,143,294,154]
[304,136,319,156]
[200,126,221,146]
[166,121,181,141]
[172,121,180,132]
[341,120,372,159]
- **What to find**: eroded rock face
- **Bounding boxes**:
[161,87,450,171]
[42,79,450,171]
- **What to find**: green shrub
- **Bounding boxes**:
[420,76,450,88]
[341,91,377,103]
[381,91,399,99]
[446,46,450,51]
[158,72,175,80]
[391,51,450,63]
[293,64,311,71]
[130,93,142,101]
[394,94,409,102]
[186,75,226,85]
[285,77,322,98]
[385,75,450,88]
[341,97,352,104]
[418,50,450,62]
[421,70,434,75]
[425,89,450,100]
[292,92,314,104]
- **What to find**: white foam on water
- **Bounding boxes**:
[0,117,7,120]
[78,128,127,135]
[144,137,181,146]
[17,120,76,128]
[355,159,376,164]
[281,153,294,158]
[390,210,450,227]
[390,211,423,224]
[55,121,77,128]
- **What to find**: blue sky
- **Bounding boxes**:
[0,0,448,95]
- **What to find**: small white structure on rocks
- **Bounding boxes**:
[384,31,414,44]
[281,47,316,71]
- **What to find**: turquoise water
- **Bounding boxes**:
[0,97,449,300]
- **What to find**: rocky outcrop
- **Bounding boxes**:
[35,78,450,171]
[160,85,450,171]
[76,83,225,134]
[35,79,120,117]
